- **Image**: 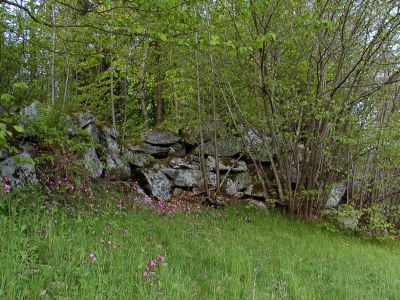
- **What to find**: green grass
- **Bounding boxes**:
[1,197,399,299]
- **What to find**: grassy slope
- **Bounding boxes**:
[1,203,399,300]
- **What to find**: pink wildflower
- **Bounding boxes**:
[89,253,97,261]
[156,255,165,262]
[147,260,157,270]
[142,271,148,279]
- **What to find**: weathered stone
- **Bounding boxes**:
[85,123,100,144]
[72,112,96,128]
[0,152,36,188]
[134,169,172,201]
[123,151,153,168]
[128,143,170,158]
[83,148,103,179]
[169,157,199,170]
[326,182,346,208]
[20,102,39,122]
[244,184,264,198]
[169,143,186,157]
[102,126,119,139]
[338,214,359,231]
[225,178,239,196]
[247,199,268,211]
[141,129,180,145]
[100,127,120,152]
[104,151,131,180]
[203,139,241,157]
[225,173,253,196]
[63,115,80,136]
[161,168,216,188]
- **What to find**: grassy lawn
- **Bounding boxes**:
[1,199,399,299]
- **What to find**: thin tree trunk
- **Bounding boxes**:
[51,4,56,104]
[139,36,149,129]
[155,42,164,127]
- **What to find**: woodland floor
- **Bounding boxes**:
[0,188,399,299]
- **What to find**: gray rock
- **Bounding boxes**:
[225,173,253,196]
[141,129,180,145]
[247,199,268,211]
[161,168,215,188]
[225,178,239,196]
[338,214,359,231]
[20,102,39,122]
[0,152,36,188]
[72,112,96,128]
[135,169,172,201]
[203,139,241,157]
[207,157,247,172]
[104,151,131,180]
[169,143,186,157]
[85,123,100,144]
[63,115,80,136]
[169,157,199,169]
[102,126,119,139]
[83,148,103,179]
[123,151,153,168]
[100,127,120,152]
[128,143,170,158]
[244,184,264,198]
[326,182,346,208]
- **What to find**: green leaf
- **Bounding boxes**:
[13,125,25,133]
[157,33,168,42]
[13,82,29,91]
[210,35,220,46]
[0,93,13,103]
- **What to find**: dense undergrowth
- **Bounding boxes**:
[1,186,399,299]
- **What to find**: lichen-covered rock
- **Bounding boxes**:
[225,173,253,196]
[161,168,215,188]
[247,199,268,211]
[128,143,170,158]
[203,139,241,157]
[83,148,103,179]
[123,151,153,168]
[0,152,36,188]
[85,123,100,144]
[134,169,172,201]
[141,129,180,145]
[102,126,119,139]
[169,157,199,170]
[20,102,39,122]
[72,112,96,128]
[104,151,131,180]
[100,127,120,152]
[169,143,186,157]
[206,156,248,172]
[326,182,346,208]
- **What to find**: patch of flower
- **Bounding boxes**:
[1,176,11,194]
[142,255,166,281]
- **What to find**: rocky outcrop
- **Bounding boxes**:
[134,169,172,201]
[326,182,346,208]
[0,152,36,188]
[141,129,180,145]
[83,148,103,179]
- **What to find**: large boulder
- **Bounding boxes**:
[128,143,170,158]
[161,168,216,188]
[20,102,39,123]
[104,151,131,180]
[134,169,172,201]
[0,152,36,188]
[225,173,253,196]
[100,126,120,152]
[141,129,180,146]
[72,112,96,128]
[83,148,103,179]
[169,143,186,157]
[85,123,100,144]
[123,151,154,168]
[326,182,346,208]
[203,139,241,157]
